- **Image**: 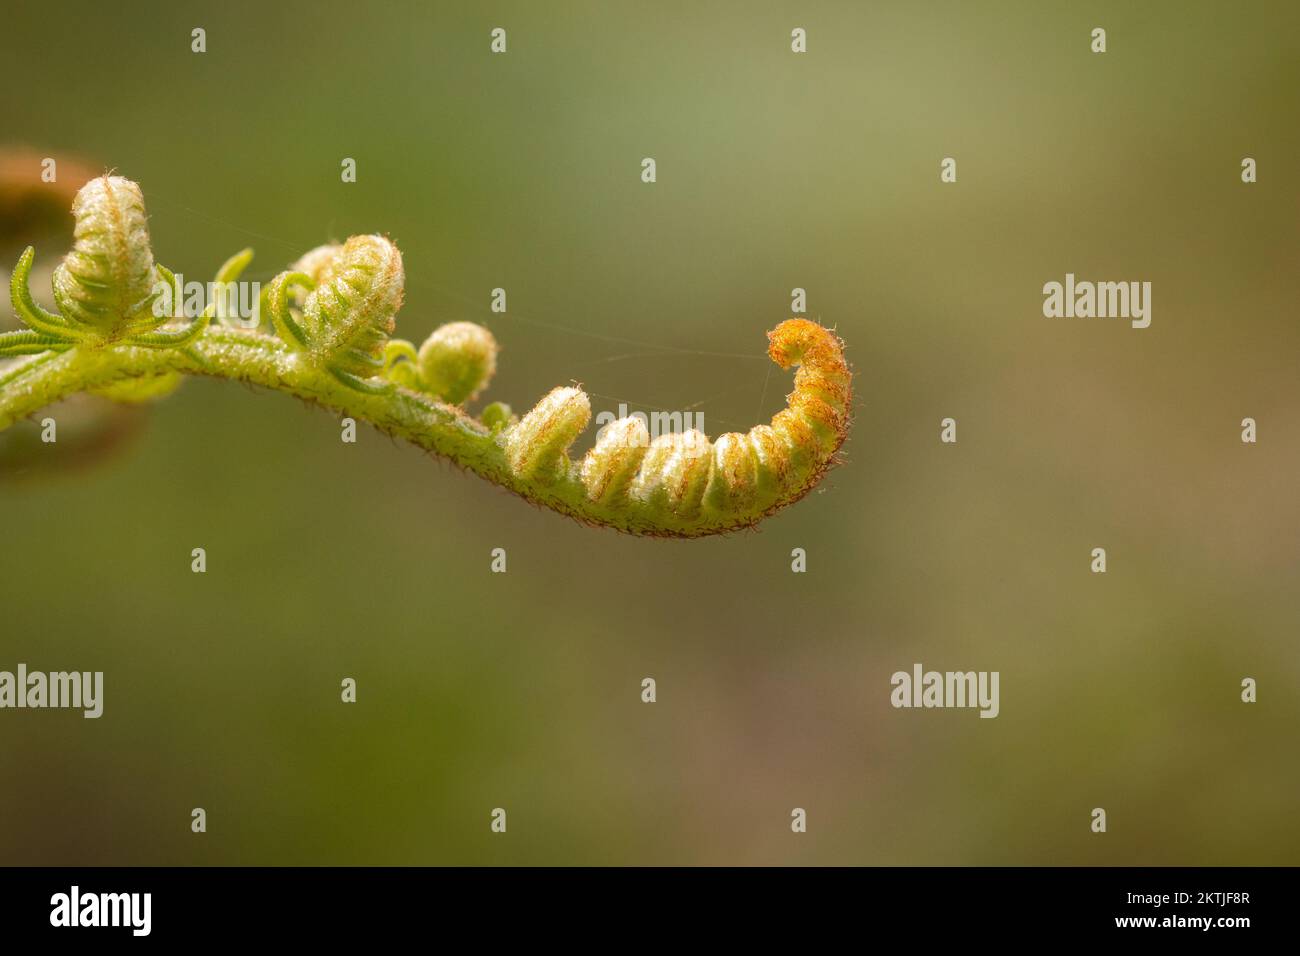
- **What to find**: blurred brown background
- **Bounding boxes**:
[1,0,1297,864]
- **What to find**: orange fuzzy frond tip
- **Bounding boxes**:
[766,318,847,374]
[766,318,852,435]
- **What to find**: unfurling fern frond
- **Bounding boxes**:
[51,175,157,336]
[496,318,850,534]
[0,174,852,537]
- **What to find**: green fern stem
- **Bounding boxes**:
[1,174,852,537]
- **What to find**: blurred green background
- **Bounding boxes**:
[1,0,1297,865]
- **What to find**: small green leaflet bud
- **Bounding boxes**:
[504,385,590,482]
[51,176,156,335]
[416,321,498,404]
[480,401,514,432]
[627,429,712,520]
[702,432,759,517]
[301,235,403,376]
[580,415,650,504]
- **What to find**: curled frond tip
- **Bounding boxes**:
[494,317,851,536]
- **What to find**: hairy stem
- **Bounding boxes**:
[0,328,827,535]
[4,175,850,536]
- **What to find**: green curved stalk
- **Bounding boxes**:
[0,173,853,537]
[0,320,847,536]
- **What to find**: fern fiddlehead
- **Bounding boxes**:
[0,174,851,536]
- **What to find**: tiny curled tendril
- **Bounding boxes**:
[0,174,852,537]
